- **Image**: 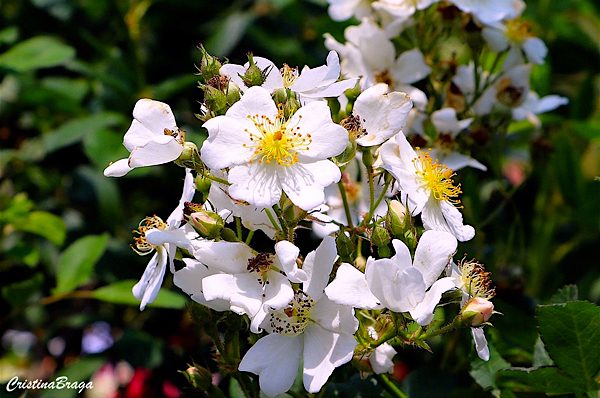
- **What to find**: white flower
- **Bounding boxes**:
[366,327,396,374]
[131,169,198,310]
[352,83,413,147]
[512,92,568,127]
[372,0,438,20]
[429,108,486,171]
[325,231,457,325]
[239,237,358,396]
[380,133,475,241]
[200,86,347,211]
[482,19,547,69]
[446,259,496,361]
[472,64,531,116]
[449,0,524,27]
[327,0,373,21]
[199,240,307,333]
[220,51,358,102]
[104,99,184,177]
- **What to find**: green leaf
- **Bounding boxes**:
[497,367,586,394]
[14,210,66,245]
[76,166,123,224]
[0,27,19,45]
[2,274,44,307]
[42,112,126,154]
[470,344,510,390]
[532,337,554,367]
[547,284,578,304]
[537,301,600,391]
[0,36,75,72]
[82,129,128,169]
[53,234,109,294]
[205,11,256,56]
[91,280,186,309]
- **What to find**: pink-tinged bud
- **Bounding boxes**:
[461,297,494,326]
[188,210,224,239]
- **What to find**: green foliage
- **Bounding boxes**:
[92,280,186,309]
[0,36,75,72]
[53,234,109,294]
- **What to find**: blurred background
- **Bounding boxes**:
[0,0,598,397]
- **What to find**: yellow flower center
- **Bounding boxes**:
[281,64,299,88]
[243,112,312,166]
[269,291,315,336]
[414,150,462,205]
[458,258,495,299]
[374,69,394,87]
[131,215,167,255]
[505,19,532,44]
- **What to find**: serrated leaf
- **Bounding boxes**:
[42,112,125,154]
[470,344,510,390]
[547,284,578,304]
[0,36,75,72]
[14,210,66,245]
[91,280,186,309]
[497,367,586,394]
[532,336,554,367]
[537,301,600,391]
[53,234,109,294]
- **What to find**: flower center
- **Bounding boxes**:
[131,215,167,255]
[243,112,312,166]
[434,133,458,154]
[268,291,315,336]
[281,64,299,88]
[458,258,495,299]
[505,19,532,44]
[374,69,394,87]
[414,150,462,205]
[496,77,525,107]
[341,114,366,141]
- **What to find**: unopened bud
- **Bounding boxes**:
[361,149,374,169]
[181,365,212,390]
[336,231,355,263]
[242,54,269,87]
[221,227,239,242]
[194,175,212,203]
[273,88,288,104]
[203,85,228,114]
[198,45,222,84]
[188,210,224,239]
[461,297,494,327]
[386,200,408,238]
[175,142,200,168]
[226,81,241,106]
[372,225,390,248]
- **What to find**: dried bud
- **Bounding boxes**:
[461,297,494,327]
[181,365,212,390]
[188,210,224,239]
[175,142,200,168]
[242,53,270,87]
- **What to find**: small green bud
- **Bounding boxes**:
[198,45,222,83]
[226,81,241,106]
[336,231,355,263]
[203,85,228,114]
[372,225,391,248]
[194,175,212,203]
[403,229,417,251]
[242,53,270,87]
[221,227,239,242]
[327,97,341,119]
[175,142,200,169]
[188,210,224,239]
[361,148,374,169]
[386,199,409,238]
[181,365,212,390]
[273,87,288,104]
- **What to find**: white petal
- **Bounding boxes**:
[390,239,412,269]
[481,27,509,52]
[132,247,167,310]
[279,161,340,211]
[303,326,356,393]
[239,333,303,397]
[145,228,192,252]
[533,95,568,114]
[200,116,255,169]
[291,101,348,160]
[228,163,281,208]
[409,277,456,325]
[253,57,284,92]
[274,240,307,283]
[226,85,278,121]
[128,135,183,168]
[303,236,337,300]
[471,328,490,361]
[523,37,547,64]
[421,199,475,242]
[250,271,294,333]
[312,296,359,335]
[220,63,247,90]
[431,108,465,135]
[131,99,177,137]
[174,258,230,311]
[365,258,426,312]
[201,273,236,302]
[325,263,381,309]
[166,168,196,227]
[103,158,132,177]
[301,78,359,100]
[370,343,396,374]
[194,241,253,274]
[436,151,487,171]
[228,273,264,317]
[393,49,431,84]
[355,84,413,147]
[291,51,340,93]
[413,230,457,288]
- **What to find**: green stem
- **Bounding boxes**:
[362,179,391,227]
[337,180,355,229]
[235,217,243,241]
[245,230,255,245]
[205,173,230,185]
[264,208,281,233]
[375,374,408,398]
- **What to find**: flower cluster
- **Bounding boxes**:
[103,1,565,395]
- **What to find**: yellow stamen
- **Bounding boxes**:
[505,19,532,45]
[414,149,462,205]
[281,64,299,88]
[131,215,167,255]
[458,258,495,299]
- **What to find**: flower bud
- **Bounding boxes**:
[273,87,288,104]
[336,231,355,263]
[203,85,228,114]
[241,54,269,87]
[226,81,241,106]
[386,200,408,238]
[461,297,494,327]
[372,225,390,248]
[188,210,224,239]
[344,82,362,103]
[194,175,212,203]
[198,45,222,84]
[181,365,212,390]
[354,255,366,272]
[361,148,374,169]
[175,141,200,168]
